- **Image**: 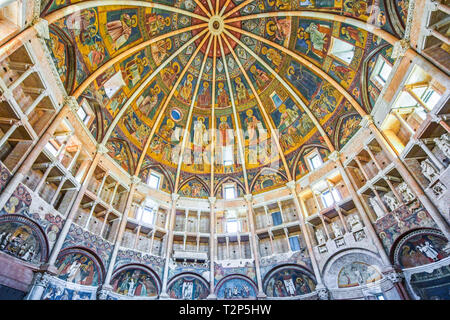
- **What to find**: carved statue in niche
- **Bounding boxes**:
[348,214,364,232]
[315,228,326,245]
[420,159,439,182]
[331,222,343,238]
[431,181,446,197]
[369,197,385,219]
[434,133,450,159]
[398,182,416,203]
[383,191,400,212]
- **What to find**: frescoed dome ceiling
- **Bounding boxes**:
[42,0,403,198]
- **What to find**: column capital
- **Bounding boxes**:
[391,39,410,59]
[65,96,80,113]
[328,151,340,161]
[384,270,404,283]
[428,112,442,123]
[33,18,49,40]
[360,115,374,128]
[244,194,253,203]
[96,144,109,154]
[286,180,296,192]
[208,196,216,205]
[34,271,52,288]
[315,284,330,300]
[130,175,141,185]
[427,0,440,11]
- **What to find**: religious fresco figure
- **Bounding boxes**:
[217,82,230,107]
[266,18,291,46]
[145,13,171,37]
[297,22,329,60]
[151,39,172,65]
[180,74,194,103]
[250,65,270,89]
[121,54,149,88]
[341,26,365,45]
[197,82,211,106]
[106,13,137,51]
[235,77,249,104]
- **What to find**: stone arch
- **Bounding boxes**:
[250,167,288,193]
[167,272,209,300]
[262,264,317,297]
[389,227,449,269]
[215,274,257,299]
[140,163,174,193]
[321,248,384,289]
[0,213,50,264]
[292,143,330,178]
[47,24,77,94]
[178,176,210,198]
[54,246,106,286]
[107,138,136,175]
[110,263,161,297]
[334,112,362,149]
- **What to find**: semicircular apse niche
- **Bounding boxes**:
[167,274,209,300]
[337,262,382,288]
[264,266,316,297]
[216,275,257,300]
[111,266,160,297]
[55,248,103,286]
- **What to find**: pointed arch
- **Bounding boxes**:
[140,163,174,193]
[250,167,288,193]
[292,143,331,178]
[107,137,136,175]
[334,112,362,150]
[214,175,246,197]
[178,175,210,195]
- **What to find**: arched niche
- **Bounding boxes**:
[215,274,257,300]
[167,272,209,300]
[0,214,49,264]
[321,249,384,289]
[54,247,105,286]
[263,264,316,297]
[391,228,449,269]
[111,264,161,298]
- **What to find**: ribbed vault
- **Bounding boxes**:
[41,0,407,198]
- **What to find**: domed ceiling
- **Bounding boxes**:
[42,0,404,198]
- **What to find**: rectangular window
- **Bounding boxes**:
[271,211,283,226]
[321,188,342,208]
[224,185,236,200]
[141,207,155,225]
[148,172,161,189]
[308,153,323,170]
[289,236,301,251]
[371,56,392,87]
[330,38,355,65]
[77,106,88,123]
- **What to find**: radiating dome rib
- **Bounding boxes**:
[218,0,233,16]
[192,0,212,18]
[100,29,208,147]
[222,0,254,19]
[44,0,210,23]
[209,35,218,195]
[223,29,337,152]
[174,34,214,192]
[218,35,250,194]
[221,33,293,181]
[135,31,211,177]
[72,24,208,98]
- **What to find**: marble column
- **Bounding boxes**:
[159,193,179,299]
[207,196,217,299]
[286,181,328,299]
[101,177,139,290]
[244,194,267,299]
